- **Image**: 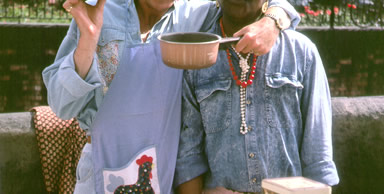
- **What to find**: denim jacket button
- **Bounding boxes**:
[246,100,251,105]
[249,153,255,158]
[248,126,252,131]
[252,178,257,183]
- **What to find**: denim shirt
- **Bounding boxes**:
[175,22,339,192]
[42,0,300,133]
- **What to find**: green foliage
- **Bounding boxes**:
[0,0,71,24]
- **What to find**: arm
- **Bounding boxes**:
[174,70,209,192]
[42,0,106,120]
[300,41,339,186]
[176,175,204,194]
[234,0,301,55]
[62,0,106,78]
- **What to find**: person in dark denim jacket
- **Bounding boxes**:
[175,0,340,193]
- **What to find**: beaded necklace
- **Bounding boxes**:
[220,18,257,135]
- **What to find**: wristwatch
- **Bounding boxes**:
[264,13,284,31]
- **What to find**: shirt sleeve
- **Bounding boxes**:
[269,0,301,30]
[299,41,340,186]
[173,1,220,33]
[42,20,102,121]
[174,70,209,187]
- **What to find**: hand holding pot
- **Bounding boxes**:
[233,16,280,56]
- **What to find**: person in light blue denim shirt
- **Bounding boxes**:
[42,0,300,193]
[175,0,339,193]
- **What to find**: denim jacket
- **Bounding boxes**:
[42,0,299,133]
[175,22,339,192]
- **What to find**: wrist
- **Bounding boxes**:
[264,13,283,31]
[265,7,291,30]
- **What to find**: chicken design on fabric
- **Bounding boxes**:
[114,155,154,194]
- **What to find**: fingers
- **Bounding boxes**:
[232,18,279,55]
[232,25,249,53]
[62,0,80,15]
[62,1,73,13]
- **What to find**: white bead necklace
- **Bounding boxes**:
[232,46,251,135]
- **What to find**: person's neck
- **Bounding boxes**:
[135,0,173,34]
[221,16,249,37]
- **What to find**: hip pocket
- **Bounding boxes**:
[76,145,94,183]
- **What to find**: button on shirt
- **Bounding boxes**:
[175,21,339,192]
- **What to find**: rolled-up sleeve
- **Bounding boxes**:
[269,0,301,29]
[174,70,209,187]
[300,42,339,186]
[42,20,102,120]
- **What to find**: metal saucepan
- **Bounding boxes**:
[158,32,240,69]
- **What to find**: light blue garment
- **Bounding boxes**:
[91,41,182,194]
[85,0,98,6]
[74,143,95,194]
[175,21,339,192]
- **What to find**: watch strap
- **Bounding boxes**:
[264,13,283,31]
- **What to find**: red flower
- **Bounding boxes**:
[334,7,339,14]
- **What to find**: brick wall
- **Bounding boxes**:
[0,24,67,112]
[299,27,384,97]
[0,24,383,113]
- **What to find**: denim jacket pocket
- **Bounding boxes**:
[265,73,303,128]
[195,79,232,133]
[265,73,304,89]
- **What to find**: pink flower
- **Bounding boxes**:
[334,7,339,14]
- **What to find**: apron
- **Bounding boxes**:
[91,40,183,194]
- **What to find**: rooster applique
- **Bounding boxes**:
[114,155,154,194]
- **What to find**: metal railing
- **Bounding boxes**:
[0,0,71,23]
[289,0,384,28]
[0,0,383,27]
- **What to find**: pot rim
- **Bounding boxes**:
[158,32,221,45]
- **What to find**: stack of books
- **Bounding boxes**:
[262,176,331,194]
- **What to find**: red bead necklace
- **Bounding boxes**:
[220,18,257,88]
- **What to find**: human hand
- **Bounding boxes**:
[63,0,106,41]
[62,0,106,79]
[232,16,280,56]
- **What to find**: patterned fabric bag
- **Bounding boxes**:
[32,106,87,193]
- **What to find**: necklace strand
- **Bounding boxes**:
[220,18,257,135]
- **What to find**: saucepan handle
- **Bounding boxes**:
[219,37,241,49]
[219,37,241,44]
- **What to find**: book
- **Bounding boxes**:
[261,176,331,194]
